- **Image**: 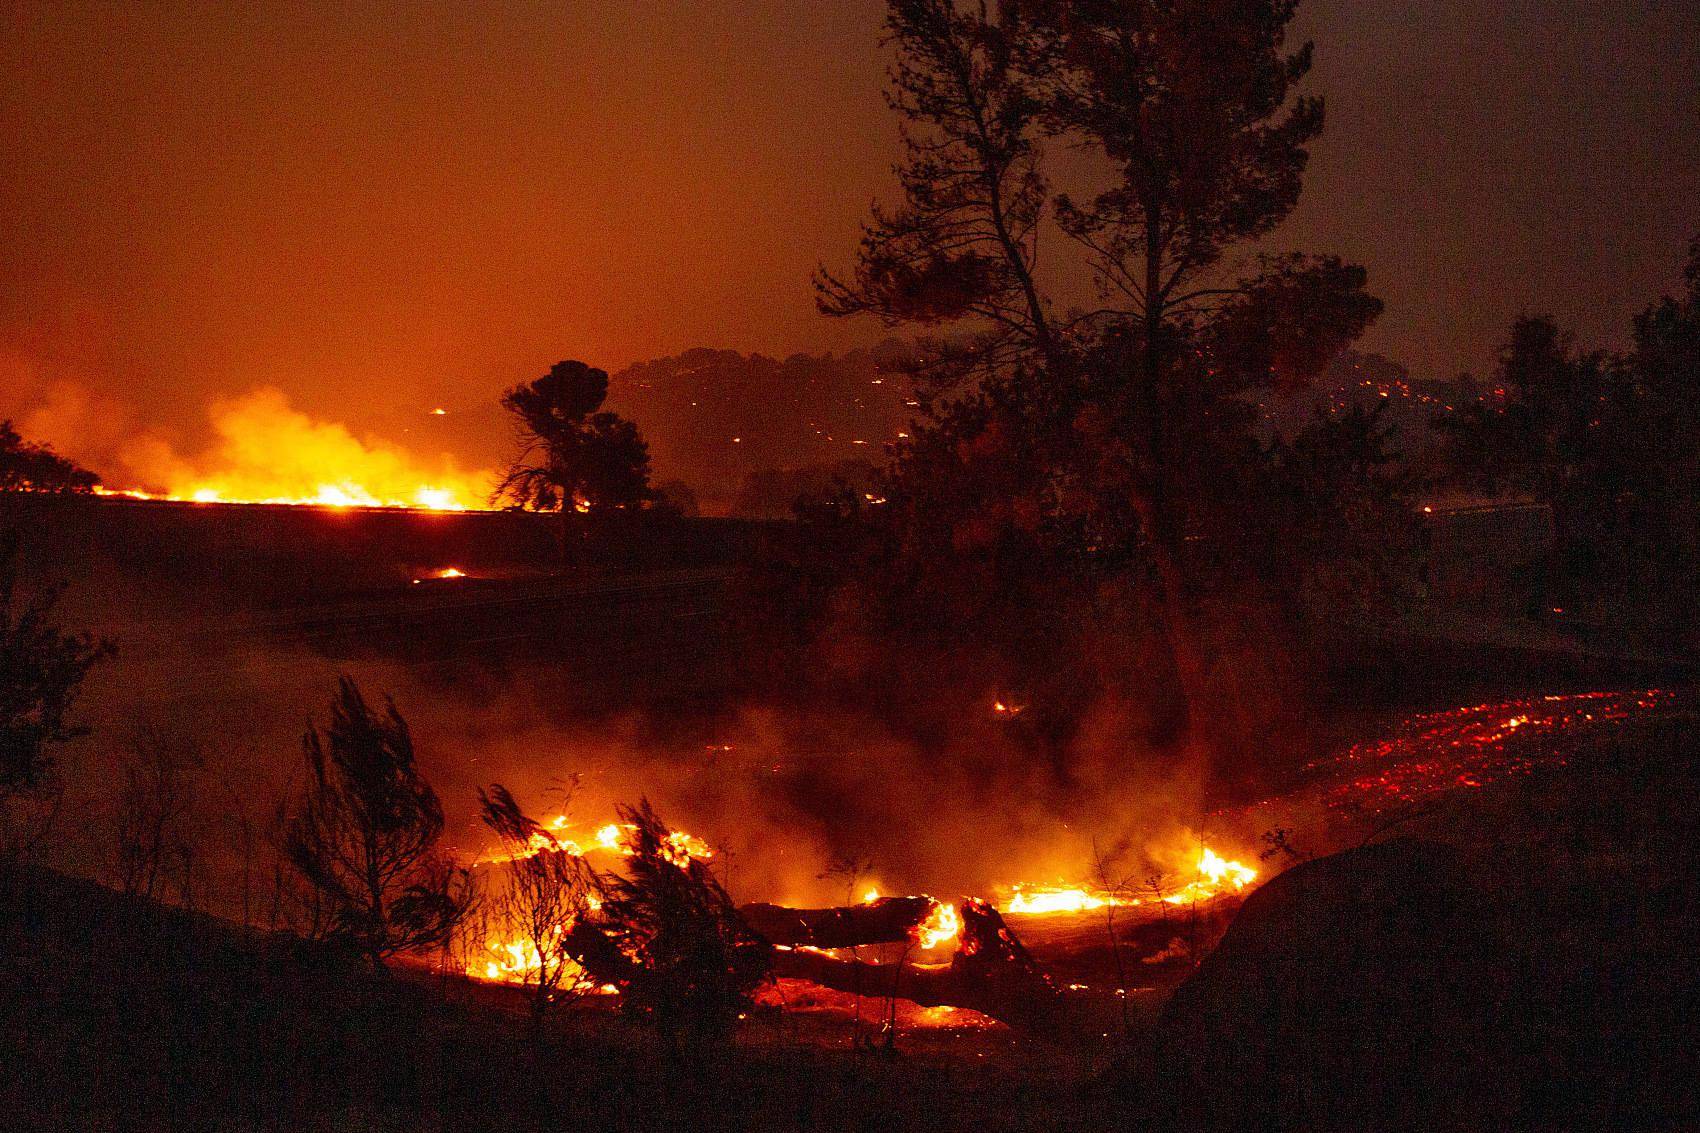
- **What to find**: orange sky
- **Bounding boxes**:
[3,0,1698,469]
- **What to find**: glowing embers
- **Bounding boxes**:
[1307,688,1682,816]
[756,980,1006,1032]
[412,567,469,584]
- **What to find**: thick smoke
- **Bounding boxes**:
[8,374,490,509]
[39,584,1273,921]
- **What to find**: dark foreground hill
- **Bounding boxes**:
[0,868,1107,1133]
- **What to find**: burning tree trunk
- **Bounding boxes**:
[738,896,934,950]
[766,899,1068,1035]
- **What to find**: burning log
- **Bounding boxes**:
[738,896,934,949]
[1009,898,1243,980]
[766,899,1068,1034]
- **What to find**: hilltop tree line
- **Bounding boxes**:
[1434,243,1700,625]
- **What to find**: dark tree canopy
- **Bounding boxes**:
[801,0,1388,763]
[1437,236,1700,614]
[494,360,653,514]
[0,421,99,495]
[652,479,700,518]
[1023,0,1326,323]
[815,0,1058,383]
[283,677,469,968]
[0,530,111,796]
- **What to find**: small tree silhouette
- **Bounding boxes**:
[476,783,596,1023]
[113,727,204,904]
[282,677,469,970]
[574,799,769,1055]
[493,361,652,567]
[1,528,111,870]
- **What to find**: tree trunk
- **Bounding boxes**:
[739,897,934,949]
[766,900,1070,1035]
[557,505,572,572]
[1135,223,1221,781]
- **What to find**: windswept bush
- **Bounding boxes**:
[283,677,470,969]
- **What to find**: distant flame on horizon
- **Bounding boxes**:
[76,386,491,511]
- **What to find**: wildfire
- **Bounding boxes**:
[99,483,480,511]
[1001,846,1258,917]
[468,932,619,994]
[915,900,962,950]
[466,815,711,988]
[1197,847,1257,890]
[476,928,578,985]
[1003,886,1120,916]
[412,567,468,584]
[92,387,491,511]
[477,816,712,868]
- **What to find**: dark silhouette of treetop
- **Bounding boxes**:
[807,0,1386,769]
[493,360,653,564]
[1027,0,1325,316]
[815,0,1059,385]
[570,799,770,1053]
[1437,234,1700,614]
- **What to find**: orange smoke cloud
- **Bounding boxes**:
[141,387,493,509]
[20,380,493,510]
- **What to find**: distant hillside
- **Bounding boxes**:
[1258,350,1483,468]
[604,343,920,515]
[590,344,1476,515]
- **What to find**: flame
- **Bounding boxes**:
[476,816,712,869]
[1004,886,1121,915]
[1196,847,1256,889]
[95,387,490,511]
[914,900,961,950]
[474,926,582,986]
[1001,846,1258,916]
[862,887,880,904]
[466,813,714,989]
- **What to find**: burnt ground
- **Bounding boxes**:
[4,706,1697,1131]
